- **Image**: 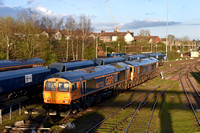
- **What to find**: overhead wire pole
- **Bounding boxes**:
[166,0,169,61]
[106,0,118,31]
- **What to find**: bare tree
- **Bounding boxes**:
[182,36,190,51]
[16,10,44,58]
[78,15,92,60]
[168,34,175,51]
[65,16,77,60]
[138,29,150,36]
[0,16,16,59]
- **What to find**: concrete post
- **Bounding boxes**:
[10,106,12,120]
[0,110,2,124]
[19,103,21,115]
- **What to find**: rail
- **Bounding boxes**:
[87,67,184,133]
[180,70,200,126]
[145,80,178,133]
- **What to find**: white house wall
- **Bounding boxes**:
[112,36,118,41]
[125,33,133,44]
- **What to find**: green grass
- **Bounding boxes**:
[62,75,200,133]
[156,82,200,133]
[0,102,45,132]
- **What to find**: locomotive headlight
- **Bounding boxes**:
[63,100,68,103]
[45,99,49,102]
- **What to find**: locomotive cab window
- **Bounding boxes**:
[45,81,56,91]
[58,82,69,92]
[72,83,77,91]
[130,67,132,73]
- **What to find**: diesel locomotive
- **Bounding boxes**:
[43,57,158,116]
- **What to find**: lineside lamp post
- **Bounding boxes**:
[118,43,120,53]
[166,0,169,61]
[96,37,98,58]
[66,36,70,61]
[106,46,109,56]
[95,34,101,58]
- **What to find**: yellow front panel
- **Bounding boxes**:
[43,91,71,104]
[43,78,71,105]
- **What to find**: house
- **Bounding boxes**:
[54,31,62,40]
[91,30,134,44]
[41,31,49,37]
[134,36,161,44]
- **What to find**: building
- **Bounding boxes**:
[134,36,162,44]
[91,30,134,44]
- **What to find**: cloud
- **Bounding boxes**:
[146,12,155,15]
[0,1,4,5]
[92,22,115,31]
[34,6,69,18]
[0,1,22,17]
[92,20,181,31]
[120,20,181,29]
[36,6,53,16]
[27,0,35,5]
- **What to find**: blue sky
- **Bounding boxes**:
[0,0,200,40]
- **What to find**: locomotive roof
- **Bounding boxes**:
[107,53,126,57]
[149,53,163,56]
[123,54,145,61]
[48,60,94,72]
[125,58,158,66]
[0,57,45,68]
[0,66,49,80]
[93,57,125,66]
[48,62,130,82]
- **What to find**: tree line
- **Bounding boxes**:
[0,10,95,64]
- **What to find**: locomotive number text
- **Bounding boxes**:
[105,75,114,85]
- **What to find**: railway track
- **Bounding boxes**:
[5,59,199,132]
[179,63,200,126]
[86,65,188,133]
[161,59,196,74]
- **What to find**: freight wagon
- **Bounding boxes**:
[0,66,50,102]
[0,58,45,72]
[122,54,146,61]
[48,60,94,74]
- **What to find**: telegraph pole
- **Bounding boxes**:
[6,36,9,60]
[166,0,169,61]
[96,37,98,58]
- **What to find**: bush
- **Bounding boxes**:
[43,52,58,65]
[167,50,180,60]
[0,51,6,60]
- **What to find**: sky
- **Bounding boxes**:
[0,0,200,40]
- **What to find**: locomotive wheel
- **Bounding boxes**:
[96,95,102,103]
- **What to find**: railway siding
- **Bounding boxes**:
[2,59,200,133]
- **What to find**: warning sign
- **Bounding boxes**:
[25,74,32,83]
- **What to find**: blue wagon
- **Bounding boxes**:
[0,66,50,101]
[0,57,45,72]
[93,57,125,66]
[123,54,146,61]
[107,53,126,57]
[48,60,95,74]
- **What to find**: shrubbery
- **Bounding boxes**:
[167,50,180,60]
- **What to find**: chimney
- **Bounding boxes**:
[101,30,105,34]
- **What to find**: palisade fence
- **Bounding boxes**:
[0,102,22,124]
